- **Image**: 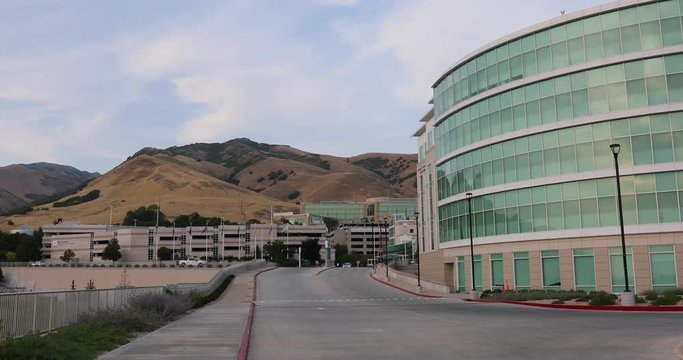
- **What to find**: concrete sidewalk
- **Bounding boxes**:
[99,270,258,360]
[369,266,468,301]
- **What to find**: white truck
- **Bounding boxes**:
[177,257,207,267]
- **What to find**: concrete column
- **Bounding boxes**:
[444,263,455,292]
[528,250,541,290]
[559,249,574,291]
[593,247,611,292]
[632,245,651,293]
[503,252,514,291]
[481,254,491,291]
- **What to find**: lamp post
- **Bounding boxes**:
[610,144,634,305]
[414,211,421,289]
[384,216,389,280]
[466,192,477,299]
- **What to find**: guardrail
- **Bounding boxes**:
[0,260,268,338]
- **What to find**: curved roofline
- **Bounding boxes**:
[432,0,652,88]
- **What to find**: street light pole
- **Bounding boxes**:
[384,217,389,280]
[466,192,477,298]
[611,144,634,305]
[414,211,421,289]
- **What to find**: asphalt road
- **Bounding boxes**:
[250,267,683,360]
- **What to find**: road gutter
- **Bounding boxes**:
[237,267,277,360]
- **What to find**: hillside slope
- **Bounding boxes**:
[0,163,98,214]
[0,155,293,228]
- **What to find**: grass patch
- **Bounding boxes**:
[480,289,588,302]
[0,322,131,360]
[651,292,681,306]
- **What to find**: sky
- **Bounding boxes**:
[0,0,602,173]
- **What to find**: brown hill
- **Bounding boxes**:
[0,155,293,229]
[0,138,417,230]
[133,138,417,202]
[0,163,98,214]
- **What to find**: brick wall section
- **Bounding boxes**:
[633,245,652,293]
[419,249,446,286]
[528,250,541,289]
[594,247,611,291]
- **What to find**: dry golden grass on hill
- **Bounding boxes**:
[0,155,294,229]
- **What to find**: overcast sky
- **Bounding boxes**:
[0,0,603,173]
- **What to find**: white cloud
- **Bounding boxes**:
[336,0,591,106]
[316,0,359,6]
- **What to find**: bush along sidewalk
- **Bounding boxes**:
[0,277,236,360]
[478,288,683,307]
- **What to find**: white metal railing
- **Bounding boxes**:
[0,260,268,338]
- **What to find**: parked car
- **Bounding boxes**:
[177,257,207,267]
[342,262,352,268]
[29,261,46,267]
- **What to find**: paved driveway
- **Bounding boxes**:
[250,267,683,360]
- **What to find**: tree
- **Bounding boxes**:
[16,236,42,262]
[246,218,261,225]
[122,205,171,227]
[262,240,293,266]
[158,247,172,261]
[300,239,321,264]
[60,249,75,262]
[85,279,96,290]
[6,220,14,226]
[101,238,122,264]
[322,217,339,232]
[4,251,16,262]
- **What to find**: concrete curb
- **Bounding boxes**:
[315,266,334,276]
[369,272,443,299]
[236,267,277,360]
[465,298,683,312]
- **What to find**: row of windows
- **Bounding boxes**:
[435,53,683,159]
[456,245,676,293]
[437,113,683,199]
[439,171,683,242]
[434,0,683,115]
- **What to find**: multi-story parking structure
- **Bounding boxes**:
[418,0,683,293]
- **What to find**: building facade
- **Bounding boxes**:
[419,0,683,293]
[42,222,327,263]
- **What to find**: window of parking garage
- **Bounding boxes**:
[609,247,634,293]
[573,249,596,292]
[435,53,683,159]
[457,256,466,292]
[514,252,530,290]
[649,245,678,290]
[433,1,683,116]
[438,171,683,241]
[541,250,561,290]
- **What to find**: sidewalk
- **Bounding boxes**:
[99,270,258,360]
[369,265,467,300]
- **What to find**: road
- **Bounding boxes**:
[250,267,683,360]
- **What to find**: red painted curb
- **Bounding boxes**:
[465,298,683,312]
[237,266,277,360]
[369,272,443,299]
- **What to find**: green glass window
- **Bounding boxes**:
[658,192,680,223]
[661,17,683,46]
[473,254,482,291]
[514,252,530,289]
[650,245,677,291]
[598,196,618,226]
[541,250,561,290]
[547,202,564,230]
[667,73,683,103]
[632,134,653,165]
[622,25,642,52]
[564,200,581,229]
[457,256,466,292]
[646,76,668,105]
[573,249,596,292]
[609,247,634,293]
[490,253,504,290]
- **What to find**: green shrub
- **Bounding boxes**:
[651,292,681,306]
[635,296,646,304]
[192,275,235,308]
[588,291,617,306]
[643,290,659,301]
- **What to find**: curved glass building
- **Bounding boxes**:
[417,0,683,293]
